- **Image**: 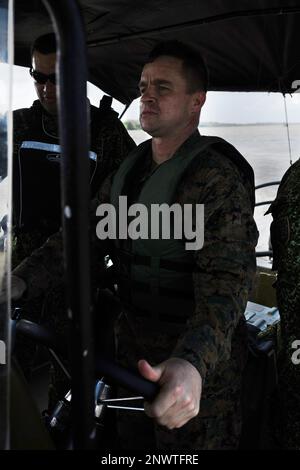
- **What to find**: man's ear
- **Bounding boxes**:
[192,91,206,113]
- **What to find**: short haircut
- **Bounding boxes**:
[31,32,57,62]
[146,40,208,93]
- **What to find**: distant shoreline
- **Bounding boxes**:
[200,122,300,127]
[124,120,300,129]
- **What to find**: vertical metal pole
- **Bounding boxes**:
[0,0,13,450]
[42,0,95,449]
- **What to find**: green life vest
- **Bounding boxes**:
[110,132,254,325]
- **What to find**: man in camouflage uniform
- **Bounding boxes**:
[11,41,258,450]
[12,32,135,405]
[268,159,300,449]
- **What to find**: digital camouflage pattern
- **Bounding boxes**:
[268,158,300,450]
[15,132,258,448]
[115,313,245,450]
[111,132,258,449]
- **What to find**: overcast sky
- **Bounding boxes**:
[1,64,299,123]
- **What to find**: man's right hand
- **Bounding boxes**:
[0,275,27,304]
[138,357,202,430]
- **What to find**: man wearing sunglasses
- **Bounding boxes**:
[29,60,57,115]
[12,33,135,404]
[13,32,135,268]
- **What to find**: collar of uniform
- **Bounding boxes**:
[31,99,55,118]
[31,100,59,138]
[168,129,201,161]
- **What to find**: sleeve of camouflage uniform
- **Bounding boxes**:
[267,160,300,449]
[172,151,258,381]
[13,194,112,300]
[268,160,300,348]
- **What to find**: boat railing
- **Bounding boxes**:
[255,181,281,259]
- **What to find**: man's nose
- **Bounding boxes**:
[43,80,56,93]
[140,86,156,102]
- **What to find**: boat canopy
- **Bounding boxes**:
[14,0,300,104]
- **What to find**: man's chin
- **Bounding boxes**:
[42,102,57,115]
[140,120,158,136]
[141,125,162,137]
[141,126,156,137]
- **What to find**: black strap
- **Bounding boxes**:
[119,275,193,297]
[123,305,190,326]
[118,250,195,273]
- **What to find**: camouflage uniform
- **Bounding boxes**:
[110,131,258,450]
[14,131,258,449]
[268,159,300,450]
[12,99,135,404]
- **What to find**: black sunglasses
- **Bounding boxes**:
[29,68,56,85]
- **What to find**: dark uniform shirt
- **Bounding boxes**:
[12,99,135,268]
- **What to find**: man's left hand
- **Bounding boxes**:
[138,357,202,430]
